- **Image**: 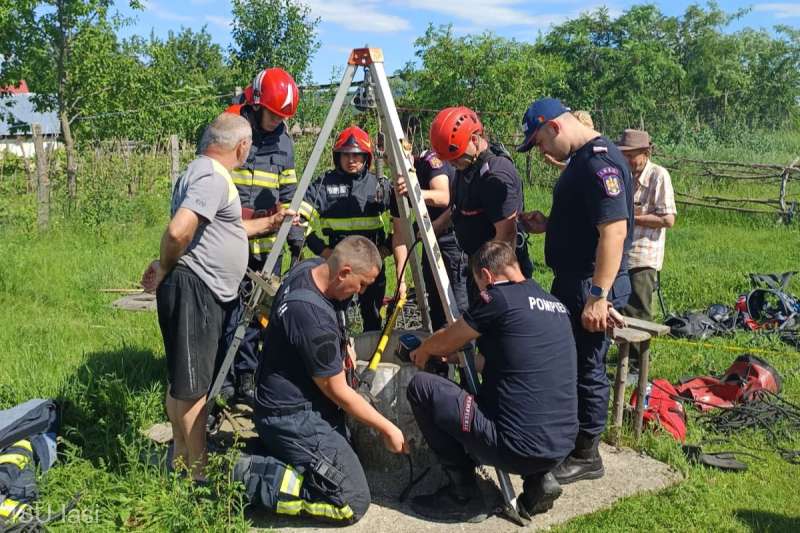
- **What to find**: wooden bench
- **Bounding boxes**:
[609,316,671,445]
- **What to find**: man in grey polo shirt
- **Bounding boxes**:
[142,113,295,481]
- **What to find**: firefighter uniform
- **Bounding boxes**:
[546,136,633,440]
[235,258,370,524]
[303,168,393,331]
[390,150,468,329]
[451,144,534,303]
[222,103,304,397]
[541,135,633,484]
[406,277,577,521]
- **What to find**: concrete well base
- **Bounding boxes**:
[348,329,436,473]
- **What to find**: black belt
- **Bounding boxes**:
[259,402,311,417]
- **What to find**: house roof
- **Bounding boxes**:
[0,94,60,136]
[1,81,30,94]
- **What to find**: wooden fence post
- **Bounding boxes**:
[32,123,49,231]
[169,134,180,190]
[15,135,35,192]
[779,157,799,224]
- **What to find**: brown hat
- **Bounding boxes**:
[616,129,653,151]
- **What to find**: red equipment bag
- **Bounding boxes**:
[675,354,782,412]
[630,379,687,442]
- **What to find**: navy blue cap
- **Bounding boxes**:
[516,98,571,153]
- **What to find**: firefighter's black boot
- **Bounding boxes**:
[237,372,256,407]
[410,466,488,523]
[517,472,562,519]
[552,433,604,484]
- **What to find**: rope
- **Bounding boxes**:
[399,453,431,502]
[647,376,800,464]
[701,391,800,464]
[653,336,799,359]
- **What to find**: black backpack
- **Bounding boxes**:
[665,309,735,340]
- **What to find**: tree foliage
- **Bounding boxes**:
[2,1,798,149]
[397,26,567,145]
[77,27,235,142]
[229,0,319,84]
[400,3,800,145]
[0,0,321,144]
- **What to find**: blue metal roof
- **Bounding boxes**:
[0,94,60,136]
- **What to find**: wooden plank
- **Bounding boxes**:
[613,327,651,344]
[621,316,671,337]
[112,292,156,311]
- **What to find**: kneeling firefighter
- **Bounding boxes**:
[406,241,578,522]
[234,236,408,524]
[302,126,404,332]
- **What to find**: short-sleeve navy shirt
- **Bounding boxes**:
[255,258,349,426]
[462,279,578,459]
[389,149,455,222]
[452,151,525,256]
[545,137,634,277]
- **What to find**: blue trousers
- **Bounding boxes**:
[241,405,370,524]
[550,273,631,437]
[421,232,469,330]
[406,373,559,477]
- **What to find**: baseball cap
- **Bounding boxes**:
[516,98,571,153]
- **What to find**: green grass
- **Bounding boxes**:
[1,132,799,531]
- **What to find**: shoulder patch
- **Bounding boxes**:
[479,290,493,304]
[596,166,622,197]
[428,155,444,169]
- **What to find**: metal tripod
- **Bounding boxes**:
[208,47,527,526]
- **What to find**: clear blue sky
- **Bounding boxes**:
[117,1,800,83]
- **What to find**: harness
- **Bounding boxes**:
[736,272,800,331]
[664,272,800,343]
[452,143,528,254]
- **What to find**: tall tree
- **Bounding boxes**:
[0,0,141,200]
[399,25,567,146]
[229,0,320,84]
[81,27,235,142]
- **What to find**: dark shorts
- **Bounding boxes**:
[157,265,232,401]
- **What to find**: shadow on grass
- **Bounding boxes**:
[56,346,165,470]
[735,509,800,533]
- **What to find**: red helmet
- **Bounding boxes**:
[224,103,244,116]
[251,68,299,118]
[242,84,255,105]
[333,126,373,170]
[429,106,483,161]
[224,85,255,116]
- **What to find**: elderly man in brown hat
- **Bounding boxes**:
[616,129,676,360]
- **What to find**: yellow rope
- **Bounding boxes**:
[652,335,797,359]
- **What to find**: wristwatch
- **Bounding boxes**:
[589,284,608,299]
